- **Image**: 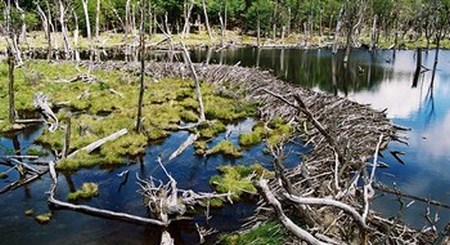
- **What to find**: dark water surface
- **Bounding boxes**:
[190,47,450,230]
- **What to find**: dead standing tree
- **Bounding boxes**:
[136,0,146,133]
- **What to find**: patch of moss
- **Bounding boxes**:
[210,140,243,158]
[238,125,266,147]
[57,151,104,171]
[26,147,48,157]
[147,128,171,141]
[219,221,286,245]
[180,110,198,123]
[209,164,273,200]
[198,121,227,139]
[0,172,8,179]
[194,140,209,155]
[35,212,52,224]
[67,182,99,201]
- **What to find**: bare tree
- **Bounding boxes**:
[35,1,52,60]
[8,48,16,125]
[58,0,71,59]
[201,0,213,40]
[81,0,93,66]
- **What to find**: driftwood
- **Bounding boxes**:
[138,157,231,223]
[168,133,199,161]
[33,92,59,131]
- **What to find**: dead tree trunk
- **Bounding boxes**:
[202,0,213,40]
[136,0,146,133]
[257,6,261,48]
[58,0,71,59]
[45,0,55,59]
[8,48,15,125]
[95,0,101,61]
[181,42,206,122]
[73,10,81,63]
[182,0,194,37]
[36,3,52,61]
[369,15,377,52]
[412,48,422,88]
[81,0,93,67]
[14,0,27,46]
[332,6,344,54]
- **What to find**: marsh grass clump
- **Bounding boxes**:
[210,140,243,158]
[0,172,8,179]
[194,140,209,155]
[198,121,227,139]
[57,151,104,170]
[209,164,273,200]
[219,221,286,245]
[67,182,99,201]
[238,118,294,148]
[35,212,52,224]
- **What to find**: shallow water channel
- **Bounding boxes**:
[190,47,450,231]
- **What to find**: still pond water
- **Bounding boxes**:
[1,48,449,244]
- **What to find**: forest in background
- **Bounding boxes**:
[1,0,450,50]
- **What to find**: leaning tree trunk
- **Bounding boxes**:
[8,48,15,125]
[202,0,213,40]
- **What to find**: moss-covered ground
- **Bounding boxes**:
[0,60,256,171]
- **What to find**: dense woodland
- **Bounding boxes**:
[1,0,450,49]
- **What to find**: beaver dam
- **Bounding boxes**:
[0,59,446,244]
